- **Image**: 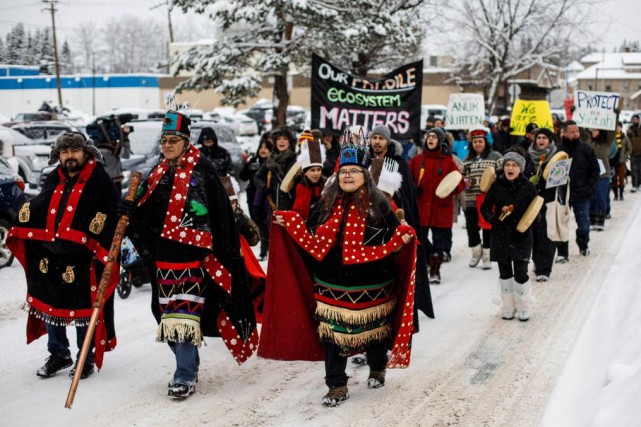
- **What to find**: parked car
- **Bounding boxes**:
[210,111,259,136]
[245,102,273,133]
[189,121,248,179]
[286,106,308,132]
[0,155,27,269]
[0,126,31,170]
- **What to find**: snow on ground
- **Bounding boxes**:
[1,181,641,426]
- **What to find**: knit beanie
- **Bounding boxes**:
[371,125,391,141]
[427,127,446,146]
[503,151,526,171]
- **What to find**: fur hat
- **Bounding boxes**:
[371,124,391,141]
[371,157,402,197]
[162,110,192,140]
[271,126,297,147]
[339,126,369,168]
[297,138,326,171]
[49,132,102,165]
[503,151,526,171]
[220,175,240,200]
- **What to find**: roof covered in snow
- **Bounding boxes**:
[576,52,641,80]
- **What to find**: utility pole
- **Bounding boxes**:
[151,0,174,74]
[42,0,63,108]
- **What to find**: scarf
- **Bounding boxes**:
[265,149,296,177]
[528,142,558,168]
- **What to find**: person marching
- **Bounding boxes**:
[409,127,464,284]
[481,152,538,321]
[197,127,234,177]
[527,128,562,282]
[125,109,258,399]
[291,134,327,220]
[462,127,502,269]
[7,132,120,379]
[260,128,417,407]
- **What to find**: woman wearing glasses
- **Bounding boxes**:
[260,130,417,407]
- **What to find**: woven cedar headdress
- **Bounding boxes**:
[339,125,370,168]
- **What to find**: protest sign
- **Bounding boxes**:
[445,93,484,129]
[546,159,572,188]
[311,54,423,142]
[572,90,620,131]
[510,100,554,136]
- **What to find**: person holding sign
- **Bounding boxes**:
[461,127,502,269]
[556,121,599,260]
[481,152,538,321]
[409,128,464,284]
[527,128,564,282]
[586,128,614,231]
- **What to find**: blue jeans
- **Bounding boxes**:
[173,341,199,385]
[45,323,94,365]
[590,178,610,215]
[571,199,591,249]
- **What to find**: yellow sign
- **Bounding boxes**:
[509,100,554,136]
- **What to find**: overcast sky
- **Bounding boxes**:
[1,0,640,53]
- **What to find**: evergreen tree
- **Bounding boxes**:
[5,23,26,64]
[21,32,36,66]
[60,40,73,73]
[0,38,5,63]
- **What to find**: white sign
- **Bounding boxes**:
[573,90,620,131]
[445,93,485,129]
[546,159,572,188]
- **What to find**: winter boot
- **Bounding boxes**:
[612,186,619,201]
[513,280,534,321]
[69,361,95,380]
[36,354,73,378]
[481,249,492,270]
[322,385,349,407]
[469,244,483,267]
[499,278,515,320]
[367,369,386,389]
[429,254,443,284]
[595,212,605,231]
[168,381,196,399]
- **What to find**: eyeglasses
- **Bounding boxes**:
[339,168,364,176]
[160,138,184,146]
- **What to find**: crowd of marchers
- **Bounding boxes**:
[6,107,641,407]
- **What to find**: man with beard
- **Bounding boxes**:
[367,125,434,320]
[8,132,120,379]
[556,120,599,260]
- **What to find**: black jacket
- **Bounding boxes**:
[200,144,233,177]
[558,137,599,202]
[481,174,538,263]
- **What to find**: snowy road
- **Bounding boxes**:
[1,191,639,426]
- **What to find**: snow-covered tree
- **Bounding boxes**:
[20,33,35,66]
[442,0,597,115]
[0,38,5,63]
[5,23,26,64]
[172,0,428,127]
[60,40,73,73]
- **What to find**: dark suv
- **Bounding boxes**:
[0,155,27,269]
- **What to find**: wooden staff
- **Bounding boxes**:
[65,171,142,409]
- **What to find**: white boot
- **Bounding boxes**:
[469,244,483,267]
[513,280,534,321]
[499,278,515,320]
[481,249,492,270]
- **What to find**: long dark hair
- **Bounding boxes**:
[465,138,492,161]
[317,168,392,224]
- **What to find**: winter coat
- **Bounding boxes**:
[200,144,233,177]
[528,144,561,203]
[481,174,538,263]
[586,130,615,179]
[253,149,298,210]
[558,137,600,202]
[626,124,641,156]
[409,146,463,228]
[240,153,267,220]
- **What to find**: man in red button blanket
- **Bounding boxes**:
[8,132,120,380]
[125,109,258,399]
[260,128,418,407]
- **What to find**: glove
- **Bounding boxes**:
[529,175,540,185]
[117,199,134,217]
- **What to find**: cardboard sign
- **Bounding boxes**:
[546,159,572,188]
[445,93,484,129]
[510,100,554,136]
[573,90,620,131]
